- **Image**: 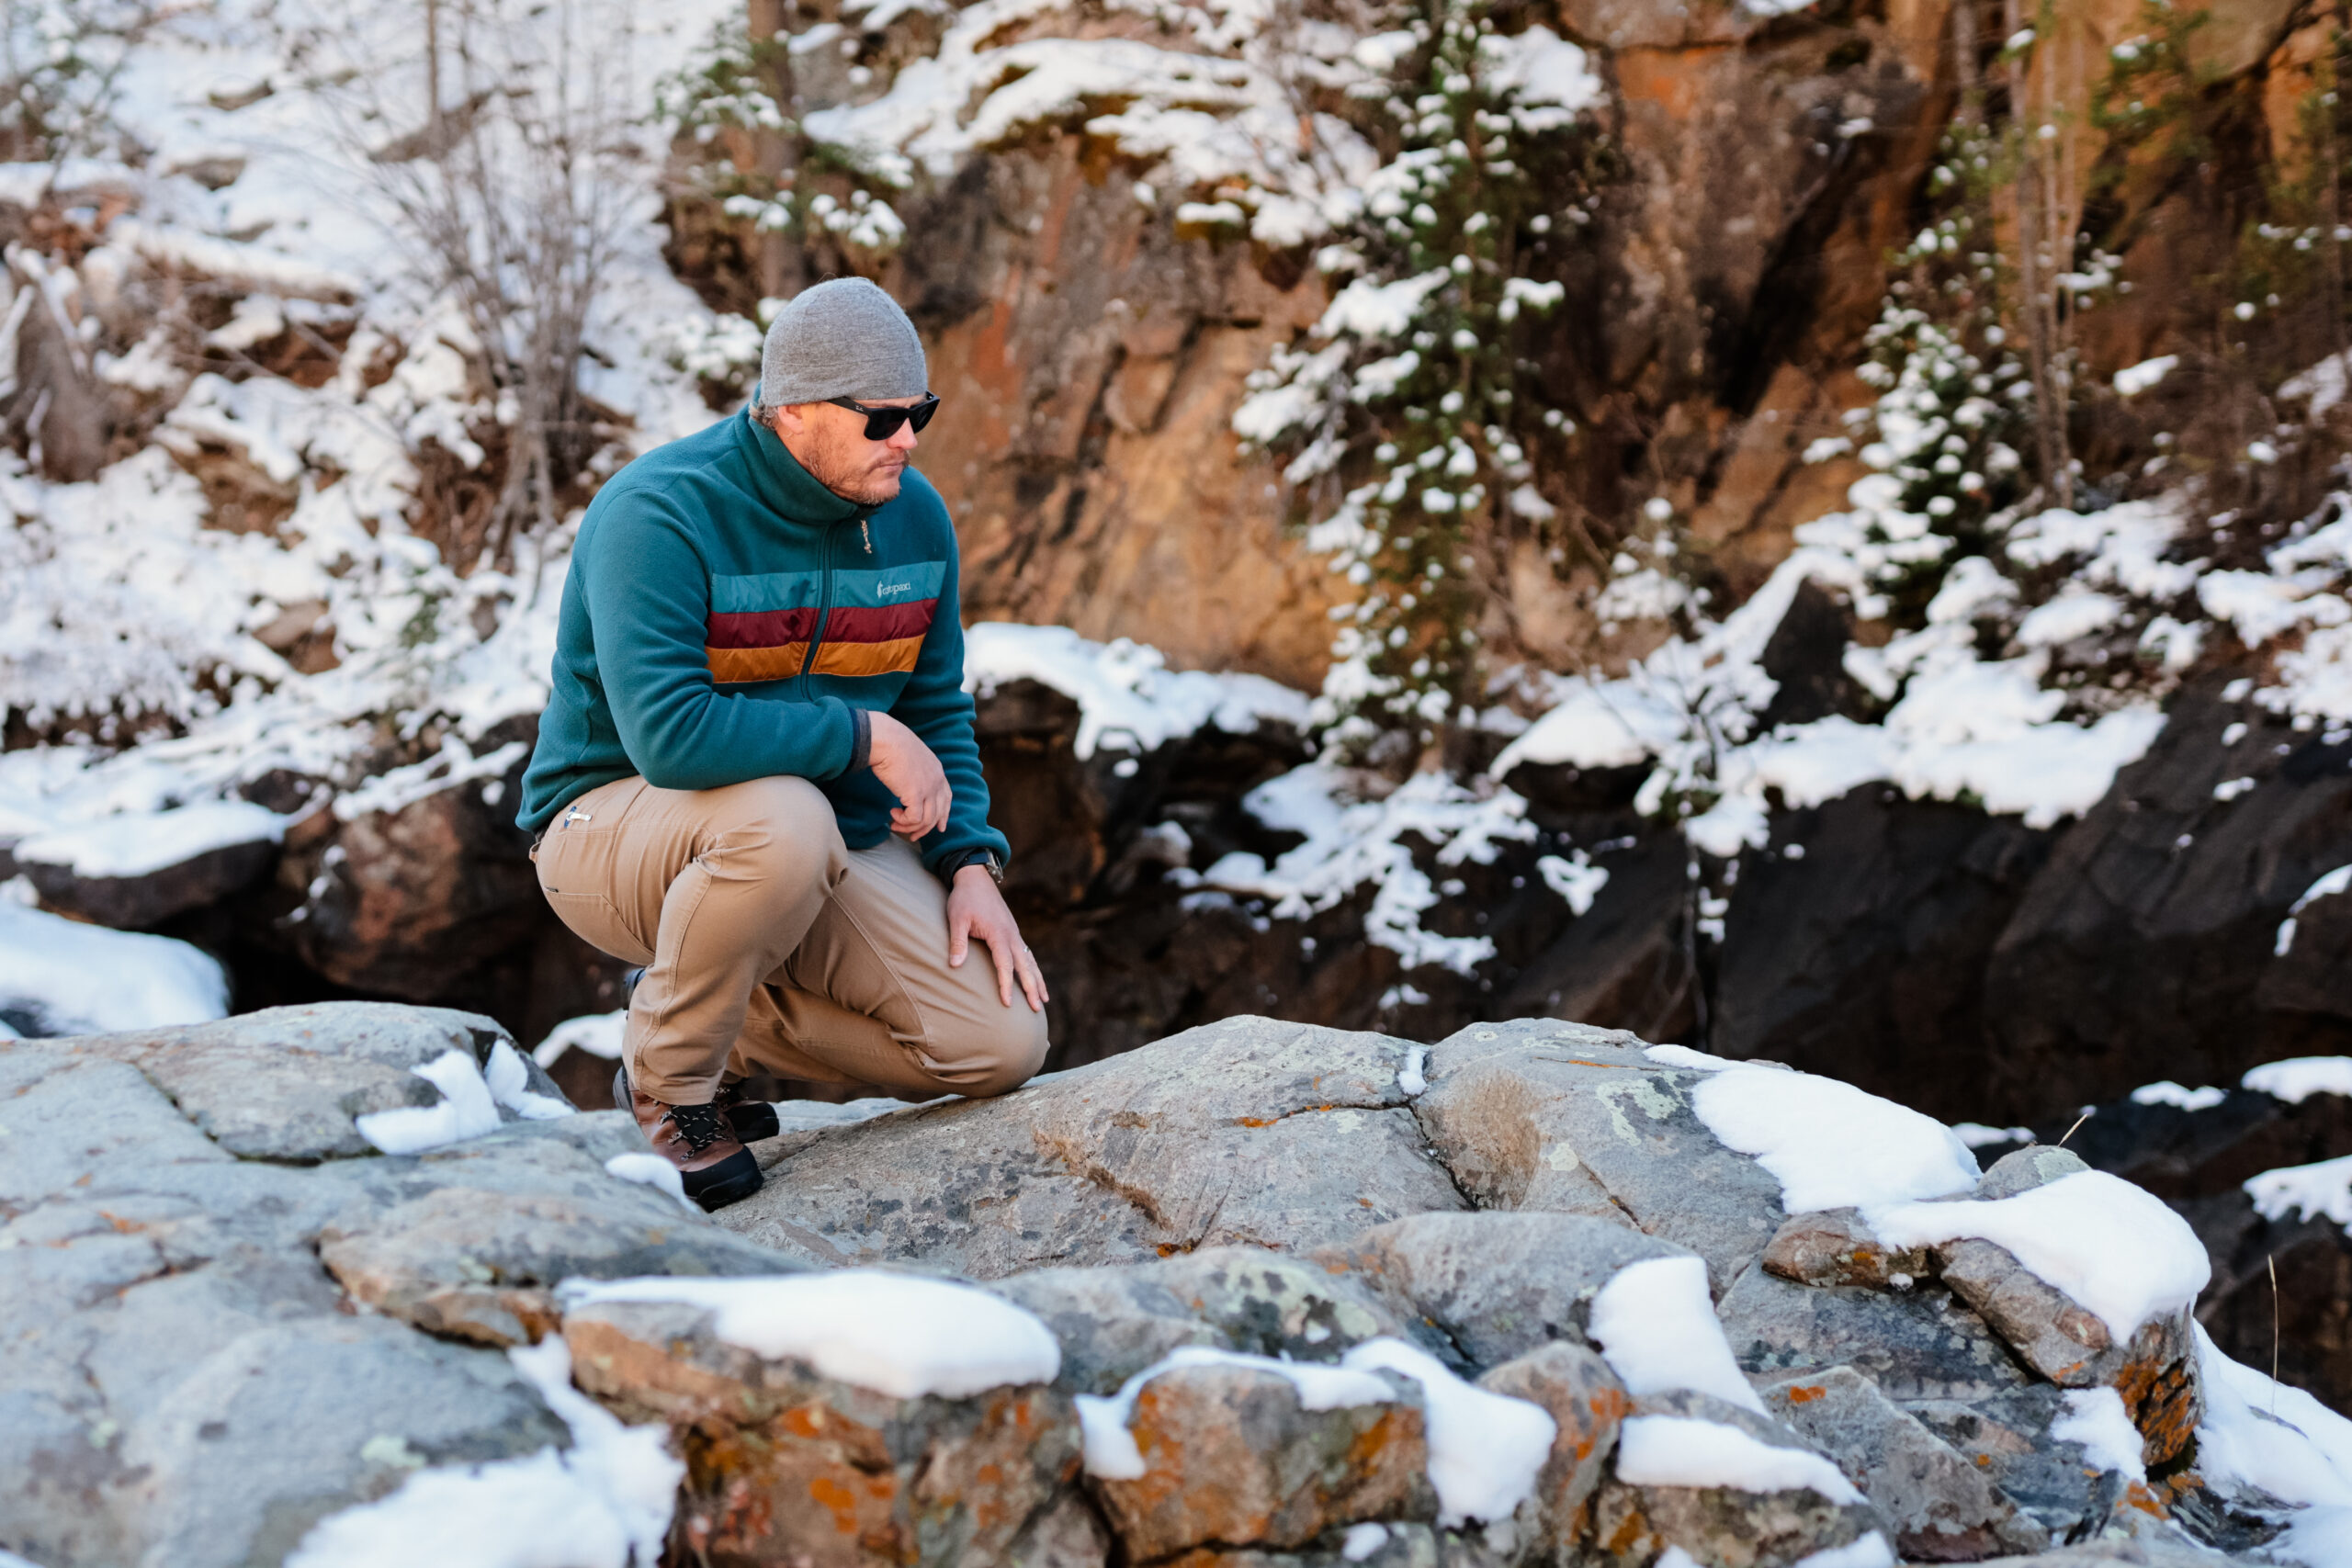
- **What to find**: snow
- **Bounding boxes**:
[1867,1171,2211,1341]
[1493,496,2171,852]
[2192,1323,2352,1565]
[2049,1386,2145,1481]
[1076,1344,1399,1480]
[0,899,228,1036]
[355,1049,505,1156]
[963,623,1310,761]
[1686,1062,1981,1213]
[535,1010,627,1069]
[1588,1257,1765,1415]
[1792,1535,1895,1568]
[2246,1056,2352,1104]
[2112,355,2178,397]
[1397,1045,1427,1096]
[603,1153,695,1213]
[1536,850,1609,915]
[1197,763,1534,975]
[286,1336,679,1568]
[1340,1522,1391,1561]
[2276,866,2352,957]
[2245,1154,2352,1230]
[10,798,281,878]
[485,1040,572,1121]
[1476,26,1601,127]
[563,1271,1060,1400]
[2129,1080,2228,1111]
[1078,1337,1553,1526]
[1342,1337,1555,1526]
[1612,1416,1862,1504]
[1951,1122,2033,1148]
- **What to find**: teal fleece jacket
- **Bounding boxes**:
[515,410,1009,880]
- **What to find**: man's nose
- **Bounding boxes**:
[887,420,919,454]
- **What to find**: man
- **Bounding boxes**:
[517,277,1048,1212]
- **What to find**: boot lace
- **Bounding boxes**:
[662,1101,731,1156]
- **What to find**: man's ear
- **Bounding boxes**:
[769,402,811,440]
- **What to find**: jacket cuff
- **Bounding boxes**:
[846,705,872,774]
[939,847,1001,884]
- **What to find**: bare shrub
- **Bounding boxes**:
[321,0,639,568]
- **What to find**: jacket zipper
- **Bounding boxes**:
[802,519,842,695]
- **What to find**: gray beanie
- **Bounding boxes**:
[756,277,928,409]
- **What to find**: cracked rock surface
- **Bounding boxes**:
[1,1004,2305,1566]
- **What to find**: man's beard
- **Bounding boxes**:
[802,433,906,505]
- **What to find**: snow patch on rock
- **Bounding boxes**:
[1868,1170,2210,1341]
[1588,1257,1765,1415]
[565,1271,1061,1400]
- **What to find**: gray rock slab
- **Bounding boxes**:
[1905,1387,2132,1550]
[1716,1258,2039,1404]
[0,1014,742,1568]
[717,1015,1468,1276]
[1413,1019,1786,1292]
[1757,1364,2046,1559]
[990,1247,1416,1394]
[43,1001,570,1162]
[1308,1210,1687,1371]
[1589,1387,1892,1568]
[311,1116,820,1343]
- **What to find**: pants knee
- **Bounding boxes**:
[707,776,845,877]
[951,1008,1049,1099]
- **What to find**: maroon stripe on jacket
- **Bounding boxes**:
[706,606,820,649]
[823,599,939,644]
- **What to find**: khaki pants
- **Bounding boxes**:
[531,774,1047,1106]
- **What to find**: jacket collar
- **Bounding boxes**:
[734,407,880,529]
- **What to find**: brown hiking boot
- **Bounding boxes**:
[619,970,779,1144]
[616,1066,763,1212]
[715,1076,780,1143]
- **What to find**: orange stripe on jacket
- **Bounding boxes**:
[809,634,925,678]
[707,643,809,683]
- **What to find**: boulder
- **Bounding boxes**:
[1760,1208,1933,1292]
[273,721,544,1002]
[47,1000,564,1161]
[1584,1389,1892,1568]
[716,1016,1466,1276]
[1086,1361,1431,1560]
[1929,1239,2200,1465]
[562,1295,1086,1568]
[1412,1019,1787,1292]
[14,809,278,929]
[1311,1211,1690,1371]
[991,1248,1415,1394]
[1717,1261,2039,1404]
[0,1005,806,1568]
[0,1039,566,1568]
[319,1121,815,1347]
[1756,1365,2045,1560]
[1476,1340,1630,1554]
[1903,1387,2132,1549]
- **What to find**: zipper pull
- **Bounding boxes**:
[861,519,873,555]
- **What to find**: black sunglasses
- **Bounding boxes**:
[826,392,939,441]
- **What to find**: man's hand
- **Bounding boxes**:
[868,711,951,839]
[947,865,1046,1011]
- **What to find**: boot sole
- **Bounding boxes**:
[684,1150,764,1212]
